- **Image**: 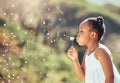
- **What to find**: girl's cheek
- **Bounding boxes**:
[77,36,82,42]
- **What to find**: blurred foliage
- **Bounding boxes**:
[0,0,120,83]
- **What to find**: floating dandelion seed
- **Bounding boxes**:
[6,69,9,72]
[10,32,13,35]
[25,61,27,64]
[11,13,14,16]
[43,21,46,24]
[4,24,6,26]
[12,63,15,66]
[52,64,55,67]
[30,19,33,22]
[8,80,11,83]
[46,74,48,77]
[51,40,53,43]
[21,68,24,70]
[4,60,6,63]
[11,4,15,7]
[18,26,20,30]
[63,34,66,37]
[17,76,20,79]
[3,12,6,16]
[9,57,11,60]
[60,11,64,15]
[48,8,50,11]
[2,33,6,36]
[12,77,15,80]
[57,32,60,36]
[47,32,49,36]
[43,58,46,61]
[3,68,6,70]
[59,18,62,21]
[12,74,15,76]
[47,37,50,39]
[2,54,5,56]
[24,31,27,34]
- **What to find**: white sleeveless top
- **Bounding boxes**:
[85,43,120,83]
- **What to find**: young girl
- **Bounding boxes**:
[67,16,120,83]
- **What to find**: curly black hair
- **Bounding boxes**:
[87,16,106,41]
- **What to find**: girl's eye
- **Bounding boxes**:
[80,30,83,32]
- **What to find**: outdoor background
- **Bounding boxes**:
[0,0,120,83]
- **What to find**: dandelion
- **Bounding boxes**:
[70,37,75,41]
[70,36,75,45]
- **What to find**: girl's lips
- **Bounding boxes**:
[76,37,79,42]
[76,39,80,44]
[76,38,81,45]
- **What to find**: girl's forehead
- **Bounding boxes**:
[79,22,91,29]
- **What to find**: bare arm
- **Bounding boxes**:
[95,48,114,83]
[72,59,85,81]
[67,46,86,81]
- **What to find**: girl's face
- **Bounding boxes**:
[76,22,93,46]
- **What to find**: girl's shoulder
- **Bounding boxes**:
[99,43,112,55]
[94,43,112,60]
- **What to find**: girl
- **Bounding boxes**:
[67,16,120,83]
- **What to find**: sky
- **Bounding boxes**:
[87,0,120,6]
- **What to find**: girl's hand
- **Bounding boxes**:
[67,46,78,61]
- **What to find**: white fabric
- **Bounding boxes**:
[85,43,120,83]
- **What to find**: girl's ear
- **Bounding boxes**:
[90,32,96,39]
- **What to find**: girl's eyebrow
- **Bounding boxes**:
[79,26,85,30]
[79,26,83,29]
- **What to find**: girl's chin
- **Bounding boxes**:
[76,39,85,46]
[77,42,85,46]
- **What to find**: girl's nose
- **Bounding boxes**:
[76,34,80,40]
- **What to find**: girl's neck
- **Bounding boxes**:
[87,41,100,55]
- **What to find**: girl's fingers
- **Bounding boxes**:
[71,46,75,50]
[67,46,75,54]
[67,50,72,55]
[67,46,76,56]
[67,50,73,56]
[67,46,78,60]
[67,52,73,58]
[69,46,74,51]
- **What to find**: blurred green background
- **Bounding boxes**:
[0,0,120,83]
